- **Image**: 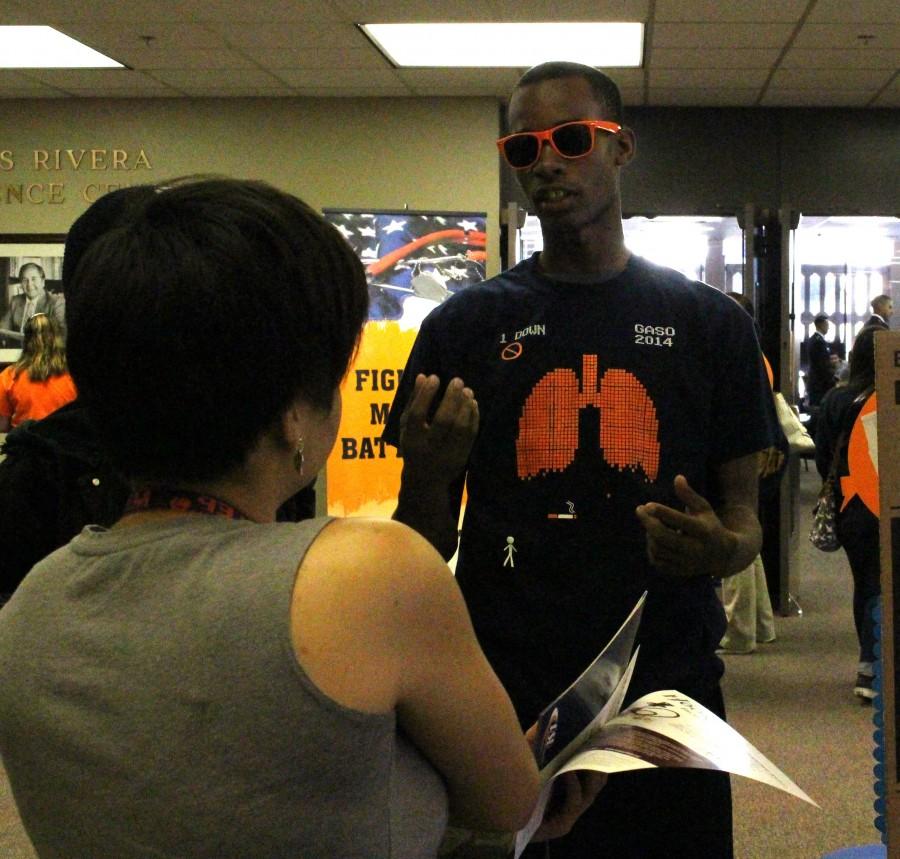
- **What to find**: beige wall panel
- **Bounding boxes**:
[0,95,503,276]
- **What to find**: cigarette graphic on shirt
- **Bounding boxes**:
[548,502,578,520]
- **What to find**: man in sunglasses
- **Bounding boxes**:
[384,61,779,859]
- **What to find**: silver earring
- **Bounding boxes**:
[292,436,305,475]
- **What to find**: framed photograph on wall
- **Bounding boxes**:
[0,235,67,364]
[323,210,487,326]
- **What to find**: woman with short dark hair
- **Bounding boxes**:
[0,312,76,432]
[0,179,550,858]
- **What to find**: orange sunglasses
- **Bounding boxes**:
[496,119,621,170]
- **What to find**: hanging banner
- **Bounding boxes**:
[324,210,487,517]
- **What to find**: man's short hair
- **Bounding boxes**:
[814,312,829,324]
[510,61,624,123]
[18,262,45,281]
[66,178,369,484]
[872,294,892,314]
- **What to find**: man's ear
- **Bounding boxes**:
[614,126,636,167]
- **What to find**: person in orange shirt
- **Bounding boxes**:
[0,313,76,432]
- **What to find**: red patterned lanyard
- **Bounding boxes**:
[124,487,249,521]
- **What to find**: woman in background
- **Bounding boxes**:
[815,328,880,702]
[0,179,599,858]
[0,312,76,431]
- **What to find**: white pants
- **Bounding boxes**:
[720,554,776,653]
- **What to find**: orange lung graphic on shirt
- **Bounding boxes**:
[516,355,660,481]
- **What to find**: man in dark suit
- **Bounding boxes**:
[806,312,835,409]
[863,294,892,331]
[0,263,66,337]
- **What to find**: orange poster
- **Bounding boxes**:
[326,321,417,517]
[324,210,487,517]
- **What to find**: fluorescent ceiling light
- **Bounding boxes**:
[0,26,123,68]
[362,22,643,68]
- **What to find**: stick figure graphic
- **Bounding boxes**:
[503,536,517,568]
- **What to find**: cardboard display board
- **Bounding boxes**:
[876,330,900,854]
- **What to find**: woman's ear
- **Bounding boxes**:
[279,399,307,450]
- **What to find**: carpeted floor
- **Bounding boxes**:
[0,465,885,858]
[723,464,882,858]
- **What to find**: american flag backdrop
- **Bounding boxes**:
[324,210,487,322]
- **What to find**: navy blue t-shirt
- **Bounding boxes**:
[384,254,779,721]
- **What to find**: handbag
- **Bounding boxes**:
[773,392,815,455]
[807,389,869,552]
[809,473,840,551]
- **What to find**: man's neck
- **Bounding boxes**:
[537,226,630,280]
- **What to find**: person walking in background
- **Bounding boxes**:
[863,294,892,331]
[384,61,780,858]
[0,313,75,432]
[814,327,880,702]
[718,292,782,655]
[0,263,66,335]
[805,312,836,409]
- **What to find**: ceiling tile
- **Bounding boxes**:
[760,89,876,106]
[54,22,227,52]
[25,0,341,23]
[651,22,795,49]
[173,87,298,96]
[871,87,900,107]
[647,87,760,106]
[251,47,389,70]
[331,0,506,24]
[16,68,168,89]
[806,0,900,24]
[487,0,650,22]
[150,68,286,88]
[398,67,521,96]
[63,86,185,97]
[289,85,414,96]
[0,1,893,105]
[792,23,900,50]
[0,69,41,85]
[619,87,645,106]
[650,48,780,69]
[0,90,68,98]
[0,0,30,24]
[21,0,195,22]
[780,48,899,69]
[654,0,806,23]
[650,68,769,87]
[207,21,369,49]
[272,67,409,89]
[184,0,342,22]
[770,68,894,90]
[115,48,258,71]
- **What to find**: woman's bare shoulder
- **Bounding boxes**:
[289,517,454,713]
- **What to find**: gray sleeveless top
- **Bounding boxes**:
[0,515,448,858]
